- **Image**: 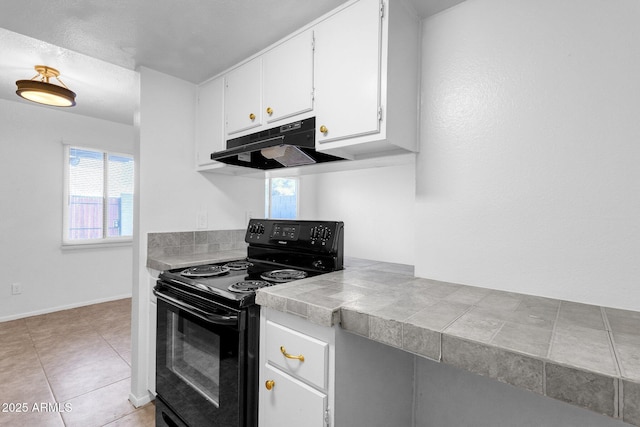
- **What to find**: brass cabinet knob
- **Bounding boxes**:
[249,113,256,120]
[280,346,305,362]
[266,107,273,115]
[319,125,328,134]
[265,380,275,391]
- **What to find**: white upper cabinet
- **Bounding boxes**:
[314,0,420,158]
[195,76,225,167]
[197,0,420,175]
[225,30,314,137]
[263,30,314,124]
[225,57,263,135]
[314,0,382,145]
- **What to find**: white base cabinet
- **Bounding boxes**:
[259,308,414,427]
[259,309,333,426]
[261,364,328,427]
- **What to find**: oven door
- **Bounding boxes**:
[155,285,248,427]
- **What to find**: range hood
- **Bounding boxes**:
[210,117,346,170]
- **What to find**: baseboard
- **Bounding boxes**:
[129,390,155,408]
[0,293,133,322]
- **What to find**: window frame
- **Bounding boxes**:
[265,177,299,219]
[62,144,134,247]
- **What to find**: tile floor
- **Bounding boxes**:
[0,298,155,427]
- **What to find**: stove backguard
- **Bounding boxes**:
[245,219,344,273]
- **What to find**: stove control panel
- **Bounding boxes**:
[271,223,300,241]
[248,222,265,235]
[310,225,332,243]
[245,219,343,254]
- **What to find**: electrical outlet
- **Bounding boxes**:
[11,283,22,295]
[196,211,208,229]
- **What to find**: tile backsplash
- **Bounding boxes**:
[147,229,246,258]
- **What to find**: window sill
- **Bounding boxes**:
[61,239,133,250]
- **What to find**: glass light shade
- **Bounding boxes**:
[16,80,76,107]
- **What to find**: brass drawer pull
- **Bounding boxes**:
[265,379,275,390]
[280,345,305,362]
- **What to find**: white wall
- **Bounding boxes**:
[130,67,264,404]
[412,1,639,426]
[414,357,630,427]
[0,99,135,321]
[415,0,640,311]
[299,161,415,265]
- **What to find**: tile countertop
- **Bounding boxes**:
[255,257,640,426]
[146,249,247,271]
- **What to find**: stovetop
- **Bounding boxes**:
[157,258,326,309]
[156,219,344,309]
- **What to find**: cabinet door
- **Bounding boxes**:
[195,77,225,166]
[263,30,314,124]
[314,0,382,144]
[260,364,327,427]
[225,58,262,135]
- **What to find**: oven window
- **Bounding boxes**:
[167,311,220,406]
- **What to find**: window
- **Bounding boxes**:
[265,178,298,219]
[63,146,134,245]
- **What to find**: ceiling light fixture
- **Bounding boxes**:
[16,65,76,107]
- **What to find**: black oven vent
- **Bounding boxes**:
[210,117,347,170]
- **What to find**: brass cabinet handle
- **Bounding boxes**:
[266,107,273,115]
[319,125,328,134]
[249,113,256,120]
[280,346,305,362]
[265,380,275,390]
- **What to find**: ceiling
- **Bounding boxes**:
[0,0,465,125]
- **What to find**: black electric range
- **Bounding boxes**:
[154,219,343,427]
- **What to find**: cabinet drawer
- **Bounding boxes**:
[265,320,328,390]
[260,364,327,427]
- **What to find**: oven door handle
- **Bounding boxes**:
[153,290,238,326]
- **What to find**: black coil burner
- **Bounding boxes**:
[228,280,273,293]
[260,269,308,283]
[180,265,230,277]
[224,260,253,270]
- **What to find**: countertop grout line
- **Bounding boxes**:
[546,300,563,360]
[602,307,623,378]
[602,306,624,420]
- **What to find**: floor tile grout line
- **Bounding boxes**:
[18,301,138,426]
[23,316,68,426]
[93,322,133,368]
[2,299,148,426]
